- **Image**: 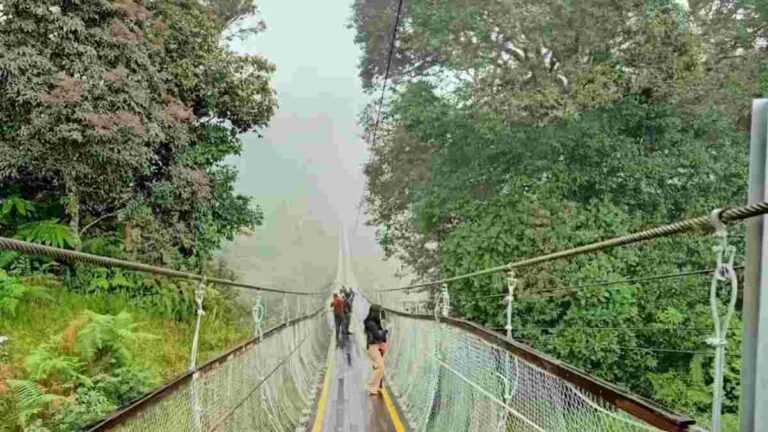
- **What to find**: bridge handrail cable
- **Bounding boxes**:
[380,201,768,292]
[0,236,325,296]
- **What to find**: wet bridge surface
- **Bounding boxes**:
[312,297,404,432]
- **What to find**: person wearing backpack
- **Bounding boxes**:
[330,293,345,342]
[363,304,389,396]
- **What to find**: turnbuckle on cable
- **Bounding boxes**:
[706,209,738,432]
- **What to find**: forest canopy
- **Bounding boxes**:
[0,0,276,268]
[354,0,767,428]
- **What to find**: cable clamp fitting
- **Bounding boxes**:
[706,337,727,348]
[708,208,727,237]
[194,278,206,317]
[504,268,517,305]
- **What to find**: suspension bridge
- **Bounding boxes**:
[1,102,768,432]
[0,198,763,432]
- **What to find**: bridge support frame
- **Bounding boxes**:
[742,99,768,432]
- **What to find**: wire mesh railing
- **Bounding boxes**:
[0,235,332,432]
[87,309,330,432]
[381,309,692,432]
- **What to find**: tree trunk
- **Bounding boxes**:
[122,223,133,251]
[65,177,81,251]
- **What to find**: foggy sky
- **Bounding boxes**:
[221,0,402,293]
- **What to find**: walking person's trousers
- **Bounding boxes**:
[367,343,386,394]
[334,314,343,339]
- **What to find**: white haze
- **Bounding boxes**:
[219,0,404,295]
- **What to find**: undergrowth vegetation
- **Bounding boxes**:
[0,268,251,432]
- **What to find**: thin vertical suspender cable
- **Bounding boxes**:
[352,0,406,236]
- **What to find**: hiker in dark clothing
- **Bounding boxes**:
[342,289,355,335]
[364,305,388,395]
[330,293,345,341]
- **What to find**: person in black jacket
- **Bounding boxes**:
[342,290,355,335]
[363,305,388,395]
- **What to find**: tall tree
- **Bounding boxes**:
[354,0,767,122]
[0,0,277,265]
[0,0,170,238]
[201,0,266,42]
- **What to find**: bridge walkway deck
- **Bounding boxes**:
[311,298,405,432]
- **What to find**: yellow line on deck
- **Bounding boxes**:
[311,346,335,432]
[382,386,407,432]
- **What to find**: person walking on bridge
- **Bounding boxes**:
[364,305,388,396]
[330,293,345,342]
[342,289,355,335]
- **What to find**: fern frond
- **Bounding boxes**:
[15,220,80,249]
[81,234,123,258]
[0,251,20,269]
[23,284,52,303]
[74,310,157,367]
[8,379,64,426]
[25,348,84,384]
[0,196,35,217]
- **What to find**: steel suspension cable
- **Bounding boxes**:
[522,266,745,297]
[369,0,405,150]
[352,0,406,236]
[513,338,729,356]
[447,266,746,300]
[0,236,324,296]
[379,201,768,292]
[502,326,737,333]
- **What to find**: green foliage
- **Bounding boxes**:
[24,348,85,387]
[53,387,116,432]
[90,366,159,406]
[201,0,265,41]
[354,0,767,121]
[357,0,763,425]
[1,196,34,219]
[0,0,275,264]
[74,310,158,370]
[15,220,79,249]
[81,235,124,259]
[7,380,64,429]
[648,355,712,415]
[3,308,162,429]
[0,252,20,270]
[0,270,49,319]
[0,265,250,431]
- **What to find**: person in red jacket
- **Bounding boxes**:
[330,293,345,342]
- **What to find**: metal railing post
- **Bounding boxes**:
[440,283,450,317]
[742,99,768,432]
[189,278,206,432]
[504,269,517,339]
[253,290,265,340]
